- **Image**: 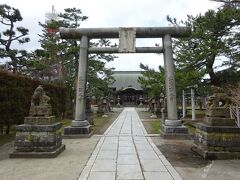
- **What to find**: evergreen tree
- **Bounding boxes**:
[138,63,165,97]
[211,0,240,7]
[168,5,240,86]
[30,7,116,106]
[57,8,116,102]
[0,4,30,73]
[138,63,204,97]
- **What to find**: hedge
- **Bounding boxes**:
[0,70,66,132]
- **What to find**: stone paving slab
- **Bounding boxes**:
[92,159,116,171]
[117,154,139,165]
[88,171,115,180]
[78,108,183,180]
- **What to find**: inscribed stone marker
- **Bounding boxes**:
[119,27,136,53]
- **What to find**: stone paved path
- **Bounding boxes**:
[78,108,182,180]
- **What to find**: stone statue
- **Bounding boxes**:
[193,88,239,160]
[31,85,50,106]
[29,85,52,116]
[206,85,232,117]
[10,85,65,158]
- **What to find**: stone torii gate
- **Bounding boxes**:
[60,26,191,137]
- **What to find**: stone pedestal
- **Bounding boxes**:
[192,88,240,159]
[161,124,189,139]
[64,125,93,138]
[29,105,52,117]
[160,118,189,139]
[204,117,236,126]
[24,116,56,125]
[10,117,65,158]
[86,109,94,125]
[192,117,240,160]
[9,85,65,158]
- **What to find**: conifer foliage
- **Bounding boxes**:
[0,4,30,73]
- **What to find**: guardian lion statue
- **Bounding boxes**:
[29,85,51,116]
[206,85,232,117]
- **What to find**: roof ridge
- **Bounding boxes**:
[113,71,142,74]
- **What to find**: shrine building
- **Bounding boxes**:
[110,71,147,106]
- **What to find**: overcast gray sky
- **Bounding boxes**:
[1,0,220,71]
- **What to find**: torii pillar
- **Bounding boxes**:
[64,35,93,137]
[161,35,188,138]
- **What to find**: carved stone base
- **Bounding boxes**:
[10,144,65,158]
[10,122,64,158]
[192,144,240,160]
[63,125,93,138]
[204,117,235,126]
[24,116,57,125]
[29,105,52,116]
[160,124,190,139]
[205,107,229,118]
[193,122,240,160]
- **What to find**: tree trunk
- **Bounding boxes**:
[0,125,3,135]
[206,54,220,86]
[199,99,203,111]
[6,53,18,73]
[209,69,220,86]
[6,124,10,135]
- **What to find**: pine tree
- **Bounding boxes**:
[168,5,240,86]
[30,7,116,107]
[0,4,30,73]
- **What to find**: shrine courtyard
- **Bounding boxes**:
[0,107,240,180]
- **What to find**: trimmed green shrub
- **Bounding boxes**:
[0,70,66,134]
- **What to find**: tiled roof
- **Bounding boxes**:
[110,71,143,91]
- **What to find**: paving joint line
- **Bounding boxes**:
[115,136,119,180]
[133,134,146,180]
[78,108,182,180]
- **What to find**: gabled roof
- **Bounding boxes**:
[110,71,143,91]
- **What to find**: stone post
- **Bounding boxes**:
[139,96,143,107]
[73,35,89,125]
[117,96,121,107]
[191,88,196,120]
[64,35,92,137]
[162,35,181,126]
[161,35,188,138]
[182,90,186,118]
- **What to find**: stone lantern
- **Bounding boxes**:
[117,96,121,107]
[138,96,143,107]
